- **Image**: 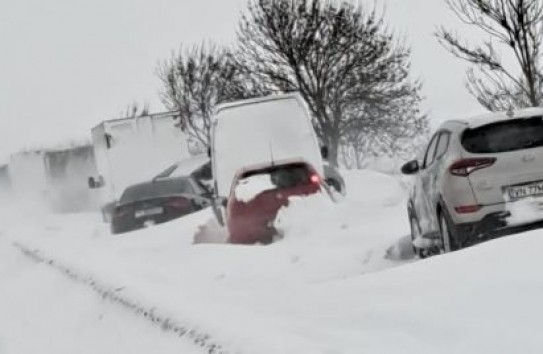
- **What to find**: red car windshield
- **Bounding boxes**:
[240,163,313,190]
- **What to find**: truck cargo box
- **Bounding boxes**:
[89,111,191,208]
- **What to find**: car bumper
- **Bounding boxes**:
[456,211,543,246]
[227,218,277,244]
[111,211,190,234]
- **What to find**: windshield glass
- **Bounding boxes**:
[234,163,313,202]
[242,163,312,189]
[462,116,543,153]
[120,178,194,203]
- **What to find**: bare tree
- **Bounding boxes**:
[158,43,265,148]
[236,0,426,166]
[341,93,428,168]
[437,0,543,111]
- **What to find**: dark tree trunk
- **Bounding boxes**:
[327,135,340,168]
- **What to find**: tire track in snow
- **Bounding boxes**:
[13,242,239,354]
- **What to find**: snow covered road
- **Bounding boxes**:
[0,236,203,354]
[3,170,543,353]
[1,170,410,353]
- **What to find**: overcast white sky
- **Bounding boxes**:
[0,0,484,162]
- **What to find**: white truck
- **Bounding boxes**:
[88,111,191,217]
[8,145,100,212]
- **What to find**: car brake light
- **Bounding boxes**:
[114,205,131,217]
[454,204,482,214]
[449,158,496,177]
[310,174,321,185]
[166,197,190,209]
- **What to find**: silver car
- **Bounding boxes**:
[402,108,543,256]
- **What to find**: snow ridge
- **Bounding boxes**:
[13,242,238,354]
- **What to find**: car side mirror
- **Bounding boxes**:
[401,160,420,175]
[105,133,113,149]
[88,176,105,189]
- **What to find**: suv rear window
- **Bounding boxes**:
[462,116,543,153]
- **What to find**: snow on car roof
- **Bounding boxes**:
[449,107,543,129]
[215,92,303,113]
[155,154,209,179]
[92,110,181,128]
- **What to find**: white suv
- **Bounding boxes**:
[402,108,543,256]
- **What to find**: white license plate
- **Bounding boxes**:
[506,181,543,201]
[135,207,163,218]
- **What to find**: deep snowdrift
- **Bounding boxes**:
[0,236,201,354]
[2,169,543,353]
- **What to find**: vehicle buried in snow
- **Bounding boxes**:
[210,93,327,244]
[110,175,211,234]
[227,160,322,244]
[8,145,100,212]
[402,107,543,256]
[110,155,213,234]
[87,111,191,221]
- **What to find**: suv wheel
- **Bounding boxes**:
[409,214,426,258]
[438,210,458,253]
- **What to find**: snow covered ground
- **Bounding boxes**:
[0,240,202,354]
[2,169,543,353]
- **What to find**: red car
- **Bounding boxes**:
[226,161,322,244]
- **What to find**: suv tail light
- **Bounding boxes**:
[449,158,496,177]
[114,204,131,217]
[454,204,482,214]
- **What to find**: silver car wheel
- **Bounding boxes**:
[439,213,452,253]
[410,216,425,258]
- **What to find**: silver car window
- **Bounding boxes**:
[435,132,450,161]
[422,134,439,169]
[120,178,195,203]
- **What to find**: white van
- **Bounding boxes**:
[211,93,324,197]
[210,93,325,226]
